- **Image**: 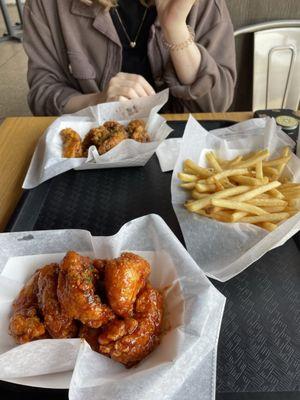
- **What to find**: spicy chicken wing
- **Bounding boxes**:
[61,128,83,158]
[57,251,115,328]
[37,263,78,338]
[127,120,150,143]
[79,325,102,352]
[105,252,151,318]
[9,270,46,344]
[99,284,163,367]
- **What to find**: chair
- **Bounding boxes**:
[235,20,300,111]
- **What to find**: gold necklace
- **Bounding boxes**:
[114,7,148,48]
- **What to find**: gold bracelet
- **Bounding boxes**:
[162,26,195,51]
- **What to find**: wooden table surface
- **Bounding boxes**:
[0,111,267,231]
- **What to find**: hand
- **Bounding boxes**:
[104,73,156,102]
[155,0,196,31]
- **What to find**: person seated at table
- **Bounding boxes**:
[23,0,236,116]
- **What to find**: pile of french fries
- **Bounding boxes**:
[178,147,300,232]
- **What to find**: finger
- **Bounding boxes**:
[118,73,156,96]
[132,74,156,96]
[107,85,139,100]
[117,96,129,102]
[131,83,149,98]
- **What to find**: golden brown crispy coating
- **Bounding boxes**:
[79,325,101,352]
[57,251,115,328]
[98,130,127,155]
[81,126,110,156]
[37,264,78,339]
[127,120,150,143]
[9,270,46,344]
[99,284,163,367]
[104,121,128,136]
[105,252,151,318]
[61,128,83,158]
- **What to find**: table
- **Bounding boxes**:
[0,112,254,232]
[0,112,299,400]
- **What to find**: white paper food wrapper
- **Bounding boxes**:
[172,116,300,282]
[23,90,172,189]
[156,138,182,172]
[0,215,225,400]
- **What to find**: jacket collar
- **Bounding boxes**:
[70,1,161,45]
[70,0,121,46]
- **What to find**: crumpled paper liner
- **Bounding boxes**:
[23,90,172,189]
[0,215,225,400]
[171,116,300,282]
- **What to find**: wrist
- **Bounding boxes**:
[162,23,189,45]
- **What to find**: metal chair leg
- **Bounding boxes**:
[0,0,22,42]
[16,0,23,25]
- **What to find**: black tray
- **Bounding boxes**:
[3,120,300,400]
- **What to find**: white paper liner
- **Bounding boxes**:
[171,116,300,282]
[23,90,173,188]
[0,215,225,400]
[156,138,182,172]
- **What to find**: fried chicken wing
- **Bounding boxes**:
[37,263,78,339]
[79,325,102,351]
[104,121,128,136]
[105,252,151,318]
[57,251,115,328]
[81,126,110,156]
[99,284,163,367]
[127,120,150,143]
[97,121,127,155]
[9,270,46,344]
[61,128,83,158]
[98,318,138,345]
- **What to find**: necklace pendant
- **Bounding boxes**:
[130,41,136,48]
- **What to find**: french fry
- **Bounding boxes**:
[229,150,269,169]
[240,213,289,223]
[178,173,199,182]
[196,210,232,223]
[261,206,286,213]
[183,167,198,175]
[191,190,208,200]
[207,168,249,184]
[247,198,287,207]
[231,211,248,222]
[206,152,223,172]
[231,181,281,202]
[256,161,263,179]
[211,199,267,216]
[180,182,196,190]
[230,175,268,186]
[195,183,217,193]
[267,188,285,199]
[257,222,278,232]
[263,166,279,178]
[263,155,291,167]
[227,155,243,167]
[186,186,251,212]
[184,159,214,177]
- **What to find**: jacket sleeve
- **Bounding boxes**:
[23,3,81,115]
[163,2,237,112]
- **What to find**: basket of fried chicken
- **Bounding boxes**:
[0,216,225,400]
[23,90,172,189]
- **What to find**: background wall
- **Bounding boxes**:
[226,0,300,111]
